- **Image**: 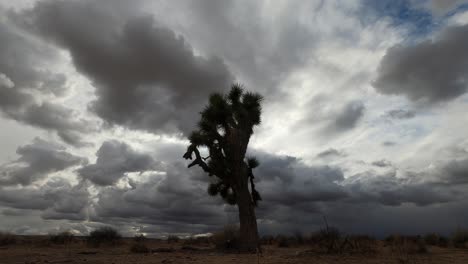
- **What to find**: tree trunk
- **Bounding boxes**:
[235,180,259,253]
[228,128,259,252]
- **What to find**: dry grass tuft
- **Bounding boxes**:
[129,242,150,254]
[452,229,468,248]
[167,235,180,243]
[49,231,74,245]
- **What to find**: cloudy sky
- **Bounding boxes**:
[1,0,468,238]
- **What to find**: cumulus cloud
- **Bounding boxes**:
[0,177,90,221]
[385,109,416,119]
[371,159,393,167]
[19,0,233,135]
[0,188,51,210]
[434,158,468,185]
[255,153,347,206]
[331,100,365,132]
[40,179,90,221]
[251,151,468,234]
[2,142,466,236]
[0,13,65,96]
[170,0,318,97]
[78,140,160,186]
[254,151,460,210]
[374,24,468,104]
[343,171,456,206]
[86,151,348,234]
[296,98,366,137]
[316,148,346,158]
[0,138,86,186]
[92,162,225,234]
[0,73,14,88]
[0,10,94,146]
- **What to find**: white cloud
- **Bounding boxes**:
[448,9,468,25]
[0,73,14,88]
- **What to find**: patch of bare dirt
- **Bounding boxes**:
[0,236,467,264]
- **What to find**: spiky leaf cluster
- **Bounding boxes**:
[183,84,263,206]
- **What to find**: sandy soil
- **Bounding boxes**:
[1,238,467,264]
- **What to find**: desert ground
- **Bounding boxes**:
[1,235,468,264]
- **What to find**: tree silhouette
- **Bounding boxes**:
[183,84,263,252]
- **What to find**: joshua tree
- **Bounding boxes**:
[183,84,263,252]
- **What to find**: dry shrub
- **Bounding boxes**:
[387,235,428,264]
[49,231,74,245]
[424,233,448,247]
[308,228,376,254]
[87,226,122,247]
[276,235,291,248]
[130,242,150,254]
[452,228,468,248]
[343,235,377,254]
[183,236,212,246]
[294,231,305,245]
[388,235,428,254]
[134,234,147,243]
[271,233,309,248]
[260,235,275,245]
[316,226,342,253]
[212,224,240,251]
[167,235,180,243]
[0,232,16,246]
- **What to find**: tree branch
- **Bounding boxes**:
[183,144,210,173]
[248,167,262,206]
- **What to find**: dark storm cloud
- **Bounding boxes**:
[296,96,366,136]
[254,150,467,231]
[254,155,300,184]
[92,162,226,233]
[1,208,33,217]
[385,109,416,119]
[251,151,466,234]
[20,0,233,135]
[383,141,397,146]
[87,146,468,235]
[0,187,50,210]
[0,12,63,96]
[40,180,90,221]
[0,178,90,221]
[316,148,346,158]
[374,24,468,104]
[371,159,393,167]
[332,100,365,131]
[344,170,459,206]
[0,138,86,186]
[254,151,458,209]
[0,141,464,236]
[435,158,468,185]
[0,10,94,146]
[78,140,160,186]
[88,150,349,234]
[252,151,348,206]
